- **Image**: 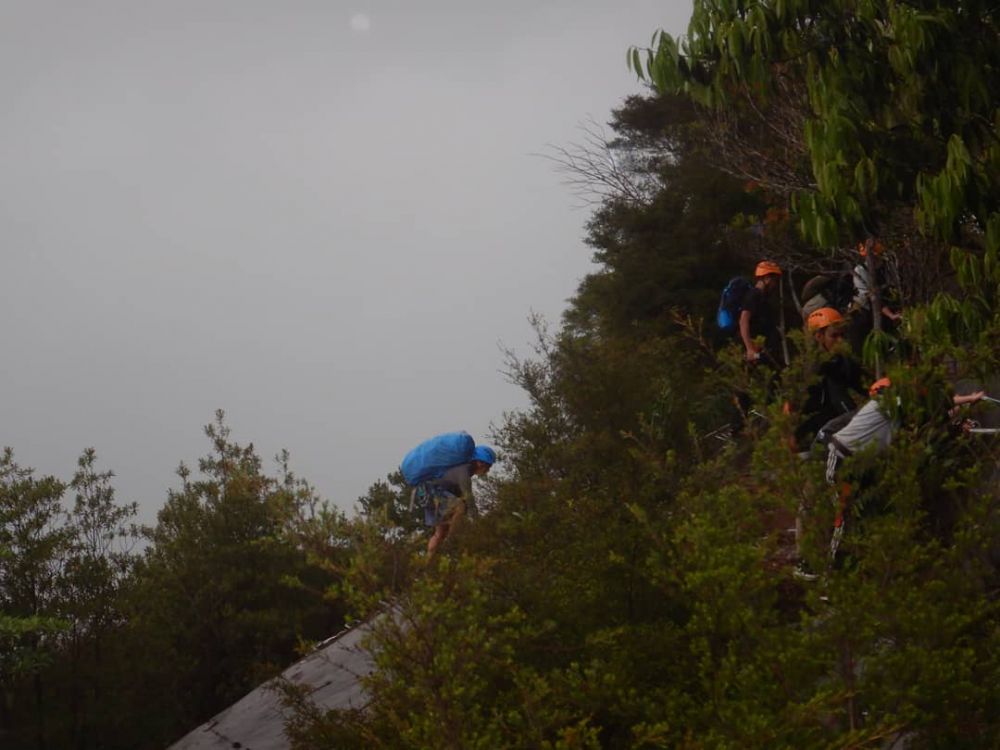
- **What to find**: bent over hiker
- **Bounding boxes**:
[421,445,495,557]
[400,431,496,558]
[823,378,984,563]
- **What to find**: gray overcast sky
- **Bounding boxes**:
[1,1,690,523]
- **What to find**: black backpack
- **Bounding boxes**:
[801,272,855,312]
[717,277,752,333]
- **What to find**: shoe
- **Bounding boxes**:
[793,562,819,582]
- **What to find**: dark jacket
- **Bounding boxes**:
[796,354,867,449]
[740,286,783,361]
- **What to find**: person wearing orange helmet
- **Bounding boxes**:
[789,307,869,579]
[793,307,868,451]
[807,307,847,350]
[846,237,902,355]
[821,376,985,563]
[828,377,984,467]
[738,260,784,364]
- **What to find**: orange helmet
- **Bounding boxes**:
[807,307,844,331]
[858,238,885,257]
[755,260,782,278]
[869,377,892,397]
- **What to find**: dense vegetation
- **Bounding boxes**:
[1,417,358,749]
[2,2,998,748]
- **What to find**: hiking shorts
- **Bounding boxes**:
[423,491,465,528]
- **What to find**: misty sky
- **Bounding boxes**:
[1,1,690,522]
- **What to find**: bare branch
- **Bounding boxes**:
[535,117,664,208]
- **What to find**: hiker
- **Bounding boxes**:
[739,260,784,365]
[845,238,902,356]
[401,431,496,557]
[790,307,867,577]
[823,377,985,562]
[421,444,495,557]
[825,378,984,477]
[824,377,897,485]
[726,261,785,426]
[793,307,868,452]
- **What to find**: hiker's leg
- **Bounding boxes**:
[830,482,852,565]
[427,522,450,557]
[825,445,841,485]
[732,390,752,434]
[426,499,466,557]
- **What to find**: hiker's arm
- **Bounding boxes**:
[739,310,758,360]
[457,472,473,501]
[952,391,985,407]
[457,470,478,518]
[881,305,902,322]
[948,390,985,418]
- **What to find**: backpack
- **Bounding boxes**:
[401,431,476,486]
[717,277,752,333]
[801,274,832,302]
[801,273,855,314]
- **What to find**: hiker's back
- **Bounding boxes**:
[401,431,476,486]
[717,277,753,334]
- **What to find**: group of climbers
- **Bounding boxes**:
[722,246,900,439]
[721,244,988,578]
[725,240,900,370]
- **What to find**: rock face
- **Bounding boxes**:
[167,619,376,750]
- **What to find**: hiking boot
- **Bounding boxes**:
[793,561,819,582]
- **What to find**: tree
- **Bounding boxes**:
[0,449,69,749]
[281,555,607,750]
[56,449,139,749]
[631,0,1000,250]
[120,413,345,748]
[553,93,779,337]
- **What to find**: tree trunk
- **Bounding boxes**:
[866,250,883,378]
[34,670,45,750]
[71,629,81,750]
[92,630,103,750]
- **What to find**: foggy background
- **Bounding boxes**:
[0,1,690,522]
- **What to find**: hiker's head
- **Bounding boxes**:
[858,237,885,258]
[807,307,846,352]
[471,445,495,475]
[754,261,782,291]
[869,377,892,398]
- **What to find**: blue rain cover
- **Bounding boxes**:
[401,431,476,485]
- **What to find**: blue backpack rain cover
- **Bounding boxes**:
[401,431,476,485]
[717,276,752,333]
